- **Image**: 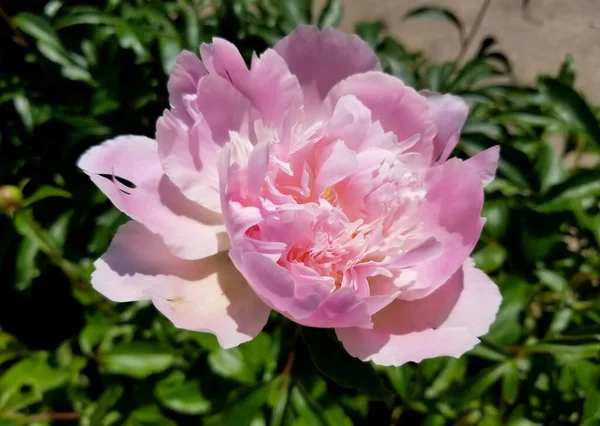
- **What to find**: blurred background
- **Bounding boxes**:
[0,1,599,425]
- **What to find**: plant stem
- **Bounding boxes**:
[455,0,493,65]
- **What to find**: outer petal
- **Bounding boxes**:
[466,146,500,187]
[327,72,435,160]
[399,158,485,300]
[336,260,501,366]
[274,26,380,106]
[157,113,221,213]
[77,135,228,260]
[94,221,270,348]
[421,91,469,163]
[201,38,302,125]
[167,50,207,126]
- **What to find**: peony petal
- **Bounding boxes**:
[78,135,228,260]
[420,91,469,163]
[201,39,302,125]
[466,146,500,187]
[157,112,222,213]
[232,249,323,321]
[336,260,501,366]
[315,140,358,195]
[167,50,207,126]
[94,221,270,348]
[401,158,485,300]
[274,26,380,106]
[327,72,435,160]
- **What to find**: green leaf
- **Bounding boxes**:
[89,386,124,426]
[524,343,600,358]
[289,385,328,426]
[54,7,119,28]
[301,327,391,400]
[24,185,71,207]
[534,141,567,192]
[404,6,463,40]
[557,55,576,87]
[14,236,40,291]
[501,362,519,404]
[536,170,600,213]
[13,12,61,48]
[99,342,177,379]
[355,21,384,48]
[473,243,507,273]
[317,0,343,28]
[222,384,272,426]
[535,269,569,293]
[283,0,312,25]
[155,371,211,415]
[124,405,177,426]
[208,347,256,384]
[482,199,509,239]
[384,365,414,400]
[0,352,68,411]
[13,95,33,134]
[424,357,467,399]
[539,77,600,149]
[448,59,501,91]
[269,377,291,426]
[454,363,508,407]
[424,62,455,92]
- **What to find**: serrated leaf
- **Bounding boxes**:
[301,327,391,400]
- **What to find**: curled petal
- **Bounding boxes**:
[336,260,502,366]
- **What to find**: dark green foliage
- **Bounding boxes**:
[0,1,599,425]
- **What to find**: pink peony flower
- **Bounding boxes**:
[78,26,502,366]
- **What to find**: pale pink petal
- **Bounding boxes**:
[465,146,500,187]
[314,140,358,195]
[274,26,380,106]
[421,91,469,163]
[77,135,228,260]
[336,260,501,366]
[167,51,207,125]
[193,74,252,145]
[94,221,270,348]
[201,39,302,125]
[246,49,303,124]
[200,38,249,89]
[327,72,435,160]
[401,158,485,300]
[156,112,221,213]
[232,249,323,320]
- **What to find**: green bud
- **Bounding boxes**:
[0,185,24,215]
